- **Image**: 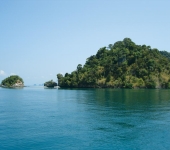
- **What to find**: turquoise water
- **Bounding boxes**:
[0,87,170,150]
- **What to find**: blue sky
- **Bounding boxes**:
[0,0,170,85]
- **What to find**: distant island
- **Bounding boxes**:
[0,75,24,88]
[44,80,57,88]
[57,38,170,89]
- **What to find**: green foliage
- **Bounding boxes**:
[165,82,170,89]
[160,51,170,60]
[44,80,57,87]
[145,80,156,89]
[1,75,24,87]
[57,74,63,79]
[57,38,170,89]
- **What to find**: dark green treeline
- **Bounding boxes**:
[57,38,170,89]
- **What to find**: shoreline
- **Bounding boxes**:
[58,85,168,89]
[0,85,26,88]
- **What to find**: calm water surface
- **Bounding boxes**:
[0,87,170,149]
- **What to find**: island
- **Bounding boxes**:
[44,80,57,88]
[57,38,170,89]
[0,75,24,88]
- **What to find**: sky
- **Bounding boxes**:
[0,0,170,85]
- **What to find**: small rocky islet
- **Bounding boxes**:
[44,80,57,88]
[0,75,24,88]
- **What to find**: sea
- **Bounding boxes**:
[0,87,170,150]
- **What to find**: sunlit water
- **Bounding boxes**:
[0,87,170,149]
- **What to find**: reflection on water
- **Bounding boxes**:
[90,89,170,106]
[0,87,170,149]
[59,88,170,149]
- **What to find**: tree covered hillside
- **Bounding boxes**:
[1,75,24,87]
[57,38,170,89]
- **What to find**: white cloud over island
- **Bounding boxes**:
[0,70,5,75]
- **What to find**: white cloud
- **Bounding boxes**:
[10,73,16,75]
[0,70,5,75]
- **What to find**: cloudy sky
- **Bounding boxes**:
[0,0,170,85]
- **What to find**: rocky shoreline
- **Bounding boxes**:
[0,84,25,88]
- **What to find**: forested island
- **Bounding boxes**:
[57,38,170,89]
[0,75,24,88]
[44,80,57,88]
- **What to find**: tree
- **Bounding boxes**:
[77,64,82,72]
[57,74,63,86]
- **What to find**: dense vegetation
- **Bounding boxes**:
[44,80,57,87]
[160,51,170,60]
[57,38,170,89]
[1,75,24,87]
